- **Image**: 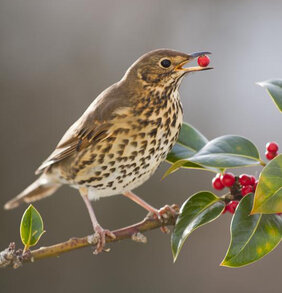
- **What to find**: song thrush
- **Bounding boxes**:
[5,49,212,253]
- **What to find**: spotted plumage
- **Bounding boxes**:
[5,49,212,253]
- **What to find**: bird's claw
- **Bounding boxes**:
[92,225,116,255]
[149,204,179,234]
[159,204,179,217]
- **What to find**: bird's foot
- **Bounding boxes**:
[148,204,179,234]
[91,225,116,255]
[158,204,179,218]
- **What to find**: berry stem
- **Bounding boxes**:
[220,193,231,203]
[259,159,266,167]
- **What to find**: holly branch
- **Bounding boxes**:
[0,205,178,269]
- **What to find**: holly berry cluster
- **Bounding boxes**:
[212,172,257,214]
[211,141,280,214]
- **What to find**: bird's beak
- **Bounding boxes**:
[175,51,213,72]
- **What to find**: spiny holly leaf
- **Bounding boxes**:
[166,122,208,164]
[257,79,282,112]
[20,204,45,251]
[252,154,282,214]
[221,194,282,268]
[172,191,225,261]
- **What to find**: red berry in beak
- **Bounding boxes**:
[197,55,210,67]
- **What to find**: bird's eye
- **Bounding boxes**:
[160,59,171,68]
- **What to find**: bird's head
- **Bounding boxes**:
[124,49,212,87]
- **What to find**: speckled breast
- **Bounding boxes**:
[58,89,183,200]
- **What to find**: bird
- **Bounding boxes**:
[4,49,212,254]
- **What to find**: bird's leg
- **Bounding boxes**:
[123,191,177,233]
[79,188,116,254]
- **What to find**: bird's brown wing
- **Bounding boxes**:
[35,121,110,174]
[35,82,131,174]
[35,115,113,175]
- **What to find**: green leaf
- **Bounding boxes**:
[252,154,282,214]
[257,79,282,112]
[166,122,208,164]
[221,194,282,268]
[163,159,215,179]
[187,135,261,168]
[166,144,195,163]
[20,204,45,250]
[165,135,260,177]
[172,191,225,261]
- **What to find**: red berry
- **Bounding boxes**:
[222,206,228,214]
[239,174,252,186]
[250,176,256,186]
[223,201,239,214]
[220,172,235,187]
[253,180,259,191]
[212,174,225,190]
[266,142,279,153]
[241,185,253,196]
[197,55,210,67]
[265,151,278,160]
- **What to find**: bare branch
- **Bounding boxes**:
[0,204,178,269]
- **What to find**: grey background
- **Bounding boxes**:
[0,0,281,292]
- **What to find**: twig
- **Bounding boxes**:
[0,204,178,269]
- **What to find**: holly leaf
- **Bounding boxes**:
[221,194,282,268]
[257,79,282,112]
[163,159,216,179]
[185,135,261,168]
[166,122,208,163]
[252,154,282,214]
[20,204,45,251]
[172,191,225,261]
[165,135,261,177]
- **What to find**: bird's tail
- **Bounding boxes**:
[4,174,61,210]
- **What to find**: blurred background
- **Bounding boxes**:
[0,0,281,292]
